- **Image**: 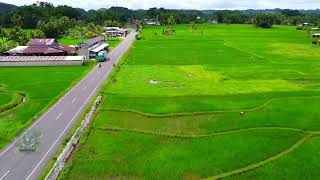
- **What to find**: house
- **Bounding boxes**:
[0,56,85,66]
[208,20,218,24]
[311,28,320,31]
[104,27,128,38]
[78,37,109,59]
[6,39,76,56]
[144,19,160,26]
[312,33,320,38]
[300,23,313,27]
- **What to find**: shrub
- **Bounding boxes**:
[296,26,304,30]
[135,34,142,40]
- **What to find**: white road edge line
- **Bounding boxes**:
[0,170,10,180]
[25,66,109,180]
[0,63,101,158]
[72,98,77,104]
[56,113,63,121]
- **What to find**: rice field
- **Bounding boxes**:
[0,65,93,149]
[59,24,320,179]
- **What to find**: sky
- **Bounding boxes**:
[3,0,320,10]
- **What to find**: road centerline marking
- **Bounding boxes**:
[72,98,77,104]
[25,63,112,180]
[0,170,10,180]
[56,113,63,121]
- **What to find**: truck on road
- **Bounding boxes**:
[97,51,108,62]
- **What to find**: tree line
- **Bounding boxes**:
[3,2,320,30]
[1,1,320,50]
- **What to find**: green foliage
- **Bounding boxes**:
[37,16,76,38]
[281,9,302,17]
[254,13,275,28]
[2,2,81,29]
[0,27,47,54]
[6,27,28,44]
[103,20,122,27]
[135,34,142,40]
[215,10,250,24]
[10,14,23,27]
[30,28,45,38]
[58,37,85,46]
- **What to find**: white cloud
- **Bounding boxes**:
[2,0,320,10]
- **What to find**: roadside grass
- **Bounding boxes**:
[108,38,122,48]
[0,64,94,149]
[60,24,320,179]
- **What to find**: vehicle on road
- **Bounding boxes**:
[97,51,108,62]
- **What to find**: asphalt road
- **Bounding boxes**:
[0,31,137,180]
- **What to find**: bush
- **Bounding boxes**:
[253,13,274,28]
[296,26,304,30]
[135,34,142,40]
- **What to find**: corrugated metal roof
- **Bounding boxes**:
[6,46,28,54]
[91,43,109,53]
[53,45,76,53]
[0,56,85,62]
[22,47,63,54]
[85,37,104,46]
[27,39,56,46]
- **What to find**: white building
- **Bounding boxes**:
[104,27,128,38]
[78,37,109,59]
[144,19,160,26]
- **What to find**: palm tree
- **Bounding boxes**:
[167,16,176,26]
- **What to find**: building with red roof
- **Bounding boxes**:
[6,39,76,56]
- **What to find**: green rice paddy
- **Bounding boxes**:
[0,65,93,149]
[60,24,320,179]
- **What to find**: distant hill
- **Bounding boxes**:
[0,2,17,13]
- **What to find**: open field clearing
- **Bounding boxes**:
[60,24,320,179]
[108,38,123,48]
[0,65,93,149]
[58,37,87,45]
